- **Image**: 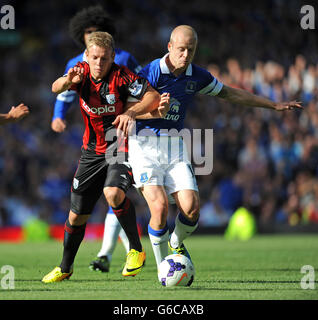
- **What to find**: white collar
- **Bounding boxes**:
[160,53,193,76]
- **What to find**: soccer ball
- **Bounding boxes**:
[158,254,195,287]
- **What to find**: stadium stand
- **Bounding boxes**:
[0,0,317,235]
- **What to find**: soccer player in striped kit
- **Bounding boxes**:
[50,5,142,273]
[42,31,169,282]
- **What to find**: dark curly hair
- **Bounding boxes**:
[69,5,116,49]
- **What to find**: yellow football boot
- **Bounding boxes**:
[122,249,146,277]
[42,267,73,283]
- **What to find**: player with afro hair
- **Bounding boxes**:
[69,5,117,49]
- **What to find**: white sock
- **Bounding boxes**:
[118,227,130,254]
[98,212,122,260]
[169,213,198,249]
[148,224,170,268]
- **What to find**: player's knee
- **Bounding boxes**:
[68,210,89,226]
[103,187,125,208]
[152,201,168,217]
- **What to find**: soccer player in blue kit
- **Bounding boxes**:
[128,25,302,270]
[51,6,142,273]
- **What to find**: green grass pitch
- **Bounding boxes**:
[0,234,317,300]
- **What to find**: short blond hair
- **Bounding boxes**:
[86,31,115,52]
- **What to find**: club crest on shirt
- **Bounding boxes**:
[185,80,197,94]
[170,98,180,113]
[140,172,149,183]
[106,94,116,105]
[73,178,79,190]
[164,98,181,121]
[129,80,143,97]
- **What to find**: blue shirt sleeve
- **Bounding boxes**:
[196,66,223,96]
[138,61,160,88]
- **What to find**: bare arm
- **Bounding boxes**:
[136,92,170,119]
[124,86,161,118]
[112,86,161,136]
[0,103,29,125]
[217,85,302,111]
[52,66,84,94]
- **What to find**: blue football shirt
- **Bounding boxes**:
[136,53,223,135]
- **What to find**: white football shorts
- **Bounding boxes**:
[128,135,198,200]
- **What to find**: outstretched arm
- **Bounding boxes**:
[0,103,29,125]
[52,66,84,94]
[217,85,302,111]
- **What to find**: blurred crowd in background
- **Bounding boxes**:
[0,0,318,229]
